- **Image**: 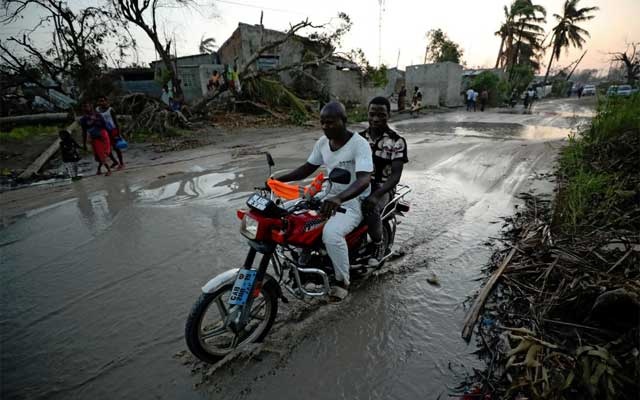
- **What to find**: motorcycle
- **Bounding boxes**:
[184,153,411,363]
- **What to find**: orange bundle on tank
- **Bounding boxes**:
[267,173,324,200]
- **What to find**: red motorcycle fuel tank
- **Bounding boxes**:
[283,210,326,247]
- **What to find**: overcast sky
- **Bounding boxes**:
[2,0,639,73]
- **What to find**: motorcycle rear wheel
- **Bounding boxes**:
[185,283,278,364]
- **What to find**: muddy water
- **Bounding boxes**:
[1,112,578,399]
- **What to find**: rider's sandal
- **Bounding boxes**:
[329,284,349,302]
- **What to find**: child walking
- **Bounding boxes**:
[96,96,125,169]
[59,130,82,180]
[80,102,112,176]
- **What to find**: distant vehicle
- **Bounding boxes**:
[607,85,637,97]
[582,84,596,96]
[617,85,633,96]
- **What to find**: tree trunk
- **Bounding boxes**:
[508,23,526,82]
[543,44,555,84]
[495,36,505,69]
[148,31,183,97]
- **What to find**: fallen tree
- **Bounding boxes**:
[192,13,352,117]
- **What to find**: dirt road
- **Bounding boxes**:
[0,98,594,399]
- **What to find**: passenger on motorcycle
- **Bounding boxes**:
[274,101,373,298]
[360,96,409,265]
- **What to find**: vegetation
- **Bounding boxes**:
[0,125,60,140]
[472,71,501,106]
[198,36,217,54]
[495,0,546,72]
[346,106,368,123]
[467,94,640,400]
[425,28,464,64]
[346,48,389,88]
[543,0,599,84]
[609,42,640,86]
[558,93,640,230]
[0,0,134,97]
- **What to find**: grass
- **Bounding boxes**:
[557,93,639,230]
[347,106,368,123]
[0,125,61,140]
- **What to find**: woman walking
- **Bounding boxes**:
[80,102,112,176]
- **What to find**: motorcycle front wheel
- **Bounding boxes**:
[185,283,278,364]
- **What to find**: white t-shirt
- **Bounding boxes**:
[96,107,116,130]
[466,89,475,100]
[473,91,479,101]
[307,133,373,202]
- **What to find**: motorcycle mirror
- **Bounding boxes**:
[328,168,351,185]
[265,152,275,167]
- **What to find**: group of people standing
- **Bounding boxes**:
[465,88,489,112]
[396,86,423,116]
[59,97,127,179]
[206,64,242,94]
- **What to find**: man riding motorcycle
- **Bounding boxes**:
[360,96,409,265]
[273,101,373,300]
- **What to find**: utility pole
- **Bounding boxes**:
[378,0,385,66]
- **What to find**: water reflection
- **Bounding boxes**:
[397,121,570,141]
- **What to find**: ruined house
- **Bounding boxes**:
[150,53,221,101]
[149,22,404,106]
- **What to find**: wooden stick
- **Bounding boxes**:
[461,246,518,341]
[606,248,632,273]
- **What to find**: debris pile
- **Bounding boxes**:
[462,95,640,400]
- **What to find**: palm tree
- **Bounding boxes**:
[495,5,515,68]
[509,0,546,70]
[199,36,217,54]
[495,0,546,71]
[543,0,598,83]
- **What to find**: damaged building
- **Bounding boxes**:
[149,22,461,109]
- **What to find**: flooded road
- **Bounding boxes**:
[1,99,593,399]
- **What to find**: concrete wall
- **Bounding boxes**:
[405,62,462,107]
[177,66,202,102]
[321,66,403,106]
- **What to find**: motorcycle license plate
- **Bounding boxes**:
[247,194,270,211]
[228,269,257,306]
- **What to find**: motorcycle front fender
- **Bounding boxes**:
[201,269,285,302]
[201,268,239,294]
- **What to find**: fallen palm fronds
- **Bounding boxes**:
[462,193,639,400]
[462,95,640,400]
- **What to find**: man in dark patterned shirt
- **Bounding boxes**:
[360,96,409,265]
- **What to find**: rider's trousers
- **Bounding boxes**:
[363,191,391,243]
[322,201,362,286]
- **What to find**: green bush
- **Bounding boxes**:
[472,71,501,106]
[558,93,640,229]
[507,64,534,95]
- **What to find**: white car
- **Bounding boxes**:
[582,84,596,96]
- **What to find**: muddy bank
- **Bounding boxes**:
[462,95,639,399]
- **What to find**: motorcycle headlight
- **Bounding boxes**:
[240,214,259,239]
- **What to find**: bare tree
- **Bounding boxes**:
[1,0,134,97]
[610,42,640,85]
[110,0,190,97]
